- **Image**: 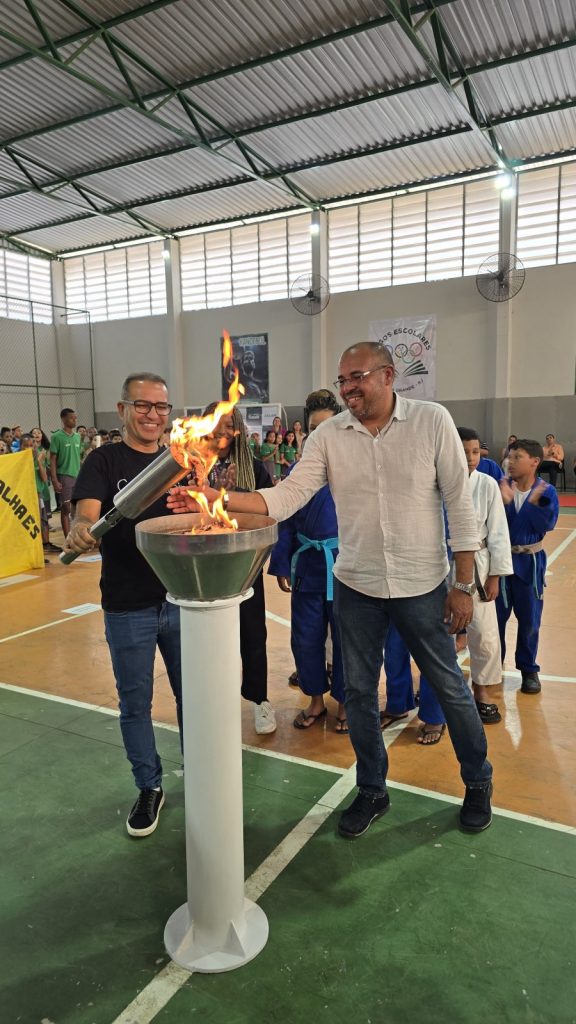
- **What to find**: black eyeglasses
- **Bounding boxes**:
[332,365,390,389]
[121,400,173,415]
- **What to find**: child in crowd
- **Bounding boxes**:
[280,429,299,478]
[382,427,513,742]
[292,419,306,454]
[496,439,559,694]
[268,389,346,732]
[259,429,279,484]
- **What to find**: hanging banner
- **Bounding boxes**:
[369,315,437,399]
[221,333,269,403]
[0,450,44,578]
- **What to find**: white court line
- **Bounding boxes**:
[0,680,119,716]
[0,573,39,587]
[0,605,101,644]
[265,610,291,628]
[242,742,347,774]
[503,670,576,684]
[547,527,576,565]
[387,780,576,836]
[109,765,359,1024]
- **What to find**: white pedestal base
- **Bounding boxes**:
[165,897,269,973]
[166,591,269,974]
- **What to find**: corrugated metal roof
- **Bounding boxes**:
[240,86,470,168]
[472,49,576,119]
[432,0,576,65]
[132,178,301,229]
[289,133,496,201]
[17,216,150,252]
[495,108,576,160]
[80,148,244,203]
[0,0,574,253]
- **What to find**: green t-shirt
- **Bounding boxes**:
[259,442,276,461]
[281,443,297,465]
[50,429,82,477]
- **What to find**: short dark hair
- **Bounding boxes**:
[305,389,341,415]
[21,433,33,442]
[510,439,543,462]
[121,372,167,400]
[60,407,75,418]
[1,426,11,435]
[457,427,480,443]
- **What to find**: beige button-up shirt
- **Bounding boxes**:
[260,394,479,599]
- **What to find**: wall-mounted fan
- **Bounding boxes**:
[290,273,330,315]
[476,253,526,302]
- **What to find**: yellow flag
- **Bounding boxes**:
[0,450,44,578]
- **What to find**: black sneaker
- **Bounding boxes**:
[459,782,493,833]
[338,791,390,838]
[520,671,541,694]
[126,787,165,837]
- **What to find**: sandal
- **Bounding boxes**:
[379,710,409,730]
[475,700,502,724]
[293,707,327,730]
[335,716,349,735]
[417,723,446,746]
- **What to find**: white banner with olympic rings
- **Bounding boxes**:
[369,315,436,399]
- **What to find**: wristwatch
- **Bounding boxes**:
[452,580,476,596]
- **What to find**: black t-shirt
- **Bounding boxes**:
[72,442,172,612]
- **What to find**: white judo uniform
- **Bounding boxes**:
[458,470,513,686]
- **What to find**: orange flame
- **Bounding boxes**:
[170,330,243,530]
[186,488,238,533]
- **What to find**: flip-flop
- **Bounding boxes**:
[335,717,349,735]
[379,710,409,730]
[293,707,328,730]
[417,723,446,746]
[475,700,502,724]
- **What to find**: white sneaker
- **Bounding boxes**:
[254,701,277,735]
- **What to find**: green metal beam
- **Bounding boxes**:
[0,0,182,71]
[0,21,319,212]
[0,1,458,147]
[41,143,576,256]
[2,34,574,207]
[381,0,513,170]
[5,125,474,239]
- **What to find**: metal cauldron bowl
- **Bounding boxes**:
[135,512,278,602]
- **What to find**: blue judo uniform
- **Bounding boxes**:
[496,477,559,673]
[268,485,344,703]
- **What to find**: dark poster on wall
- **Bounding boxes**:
[221,333,269,404]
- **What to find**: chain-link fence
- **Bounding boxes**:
[0,296,94,435]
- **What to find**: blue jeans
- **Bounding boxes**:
[333,580,492,796]
[104,602,182,790]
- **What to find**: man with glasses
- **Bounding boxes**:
[64,373,182,839]
[169,342,493,838]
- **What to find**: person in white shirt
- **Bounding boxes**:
[168,343,493,837]
[385,427,513,742]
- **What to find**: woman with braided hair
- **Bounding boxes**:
[268,389,347,733]
[203,404,277,735]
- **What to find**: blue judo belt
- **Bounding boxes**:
[291,532,338,600]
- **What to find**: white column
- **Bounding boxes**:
[164,590,268,973]
[310,209,329,389]
[490,187,518,439]
[164,239,185,413]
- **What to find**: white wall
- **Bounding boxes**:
[508,263,576,398]
[4,260,575,430]
[180,300,313,409]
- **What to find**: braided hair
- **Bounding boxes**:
[203,403,256,491]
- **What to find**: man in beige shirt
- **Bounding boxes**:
[540,434,564,488]
[169,343,493,837]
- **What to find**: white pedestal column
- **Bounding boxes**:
[165,591,269,973]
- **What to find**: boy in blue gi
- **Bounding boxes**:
[268,390,346,732]
[496,439,559,694]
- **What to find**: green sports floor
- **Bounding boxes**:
[2,687,575,1024]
